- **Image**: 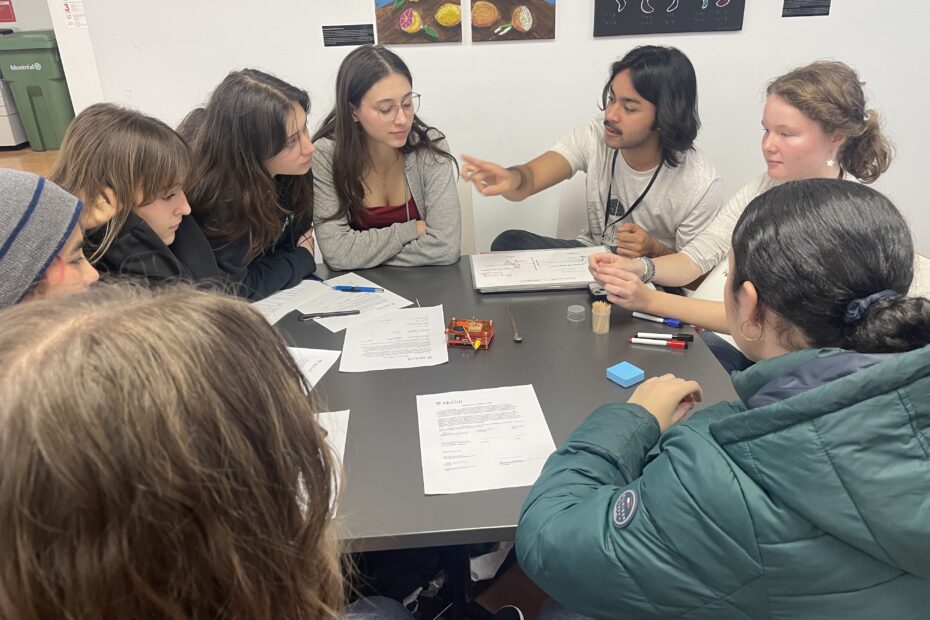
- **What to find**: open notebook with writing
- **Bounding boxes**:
[470,246,609,293]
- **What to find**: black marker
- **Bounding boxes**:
[297,309,361,321]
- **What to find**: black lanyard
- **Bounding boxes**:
[603,149,663,232]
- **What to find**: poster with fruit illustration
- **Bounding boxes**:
[471,0,555,42]
[376,0,462,44]
[593,0,743,36]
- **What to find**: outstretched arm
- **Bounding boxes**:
[461,151,572,202]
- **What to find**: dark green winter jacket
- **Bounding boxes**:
[516,346,930,619]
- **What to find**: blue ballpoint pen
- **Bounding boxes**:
[331,285,384,293]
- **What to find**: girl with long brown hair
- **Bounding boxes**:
[312,45,461,270]
[0,283,415,619]
[50,103,227,285]
[181,69,317,300]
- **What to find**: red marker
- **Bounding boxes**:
[629,337,688,350]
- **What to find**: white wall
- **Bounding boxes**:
[3,0,51,30]
[72,0,929,252]
[43,0,103,110]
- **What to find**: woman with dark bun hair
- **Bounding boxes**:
[518,179,930,619]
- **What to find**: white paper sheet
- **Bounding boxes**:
[339,305,448,372]
[317,410,350,465]
[287,347,341,389]
[470,246,608,292]
[297,273,413,333]
[315,409,350,515]
[252,279,329,324]
[416,385,556,495]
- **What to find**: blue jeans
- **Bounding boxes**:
[344,596,413,619]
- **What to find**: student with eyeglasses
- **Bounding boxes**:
[312,44,461,270]
[461,46,722,262]
[178,69,317,300]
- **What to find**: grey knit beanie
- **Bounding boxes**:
[0,168,84,308]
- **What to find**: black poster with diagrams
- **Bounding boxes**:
[782,0,830,17]
[593,0,745,37]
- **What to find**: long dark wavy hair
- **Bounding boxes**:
[312,45,456,225]
[180,69,313,262]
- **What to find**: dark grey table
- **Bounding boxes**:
[277,259,737,552]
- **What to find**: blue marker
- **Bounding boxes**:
[332,285,383,293]
[632,311,682,329]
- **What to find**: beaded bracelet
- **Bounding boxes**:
[637,256,656,284]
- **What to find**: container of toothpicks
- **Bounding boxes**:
[592,301,611,334]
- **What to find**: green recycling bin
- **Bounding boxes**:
[0,30,74,151]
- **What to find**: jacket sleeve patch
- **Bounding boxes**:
[612,489,638,529]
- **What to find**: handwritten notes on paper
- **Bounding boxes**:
[470,246,607,292]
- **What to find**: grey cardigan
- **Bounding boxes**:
[312,136,461,270]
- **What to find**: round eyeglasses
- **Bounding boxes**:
[370,93,421,122]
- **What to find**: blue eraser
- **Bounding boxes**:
[607,361,645,388]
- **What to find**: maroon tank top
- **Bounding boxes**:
[352,194,422,231]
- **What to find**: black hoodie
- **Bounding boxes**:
[93,213,231,290]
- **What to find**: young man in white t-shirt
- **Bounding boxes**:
[462,46,722,258]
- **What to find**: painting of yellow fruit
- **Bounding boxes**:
[376,0,462,44]
[435,3,462,27]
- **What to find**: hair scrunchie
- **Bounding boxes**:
[843,289,897,325]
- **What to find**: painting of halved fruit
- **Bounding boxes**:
[471,0,555,42]
[376,0,463,44]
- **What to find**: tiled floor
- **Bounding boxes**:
[0,146,59,177]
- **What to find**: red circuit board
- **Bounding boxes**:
[446,318,493,349]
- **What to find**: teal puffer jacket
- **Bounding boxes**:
[516,347,930,619]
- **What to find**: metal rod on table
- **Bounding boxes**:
[506,304,523,343]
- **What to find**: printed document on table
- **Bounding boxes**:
[340,305,448,372]
[470,246,608,292]
[252,279,329,324]
[316,409,350,514]
[287,347,341,389]
[298,272,412,333]
[416,385,556,495]
[317,410,350,465]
